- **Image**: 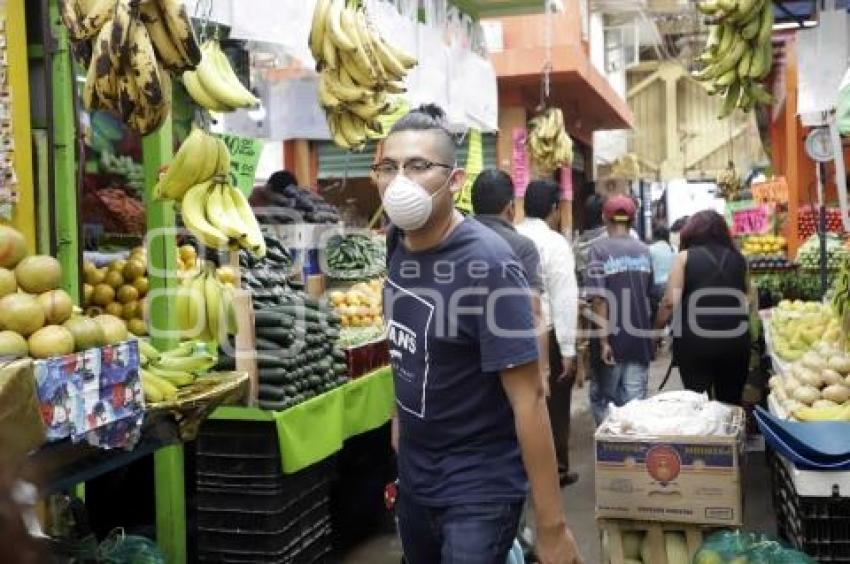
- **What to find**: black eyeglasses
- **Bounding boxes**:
[370,158,454,180]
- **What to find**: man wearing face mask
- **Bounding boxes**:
[378,105,582,564]
[516,180,580,488]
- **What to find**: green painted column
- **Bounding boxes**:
[48,0,80,301]
[142,100,185,564]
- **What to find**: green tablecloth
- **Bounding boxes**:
[212,366,393,473]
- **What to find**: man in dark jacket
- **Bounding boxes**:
[471,169,549,395]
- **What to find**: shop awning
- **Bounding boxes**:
[449,0,555,18]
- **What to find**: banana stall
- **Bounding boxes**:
[0,0,450,561]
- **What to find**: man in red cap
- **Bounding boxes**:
[584,194,654,425]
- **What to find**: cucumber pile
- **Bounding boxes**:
[219,288,349,411]
[325,233,386,281]
[240,235,294,307]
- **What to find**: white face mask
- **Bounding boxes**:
[382,172,453,231]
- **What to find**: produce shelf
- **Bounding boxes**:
[22,411,179,495]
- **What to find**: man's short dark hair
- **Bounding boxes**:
[524,180,561,220]
[471,169,514,215]
[388,104,457,164]
[585,193,605,229]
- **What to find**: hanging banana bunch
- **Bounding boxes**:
[60,0,202,135]
[309,0,418,150]
[154,127,266,258]
[182,40,260,112]
[526,108,574,174]
[693,0,775,118]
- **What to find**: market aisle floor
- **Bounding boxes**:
[341,353,776,563]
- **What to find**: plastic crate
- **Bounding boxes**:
[197,511,331,559]
[196,420,280,459]
[770,449,850,561]
[197,481,330,531]
[195,452,281,477]
[196,524,331,564]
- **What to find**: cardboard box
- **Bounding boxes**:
[595,407,745,526]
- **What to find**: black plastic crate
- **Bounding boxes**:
[196,420,280,459]
[196,452,282,477]
[769,449,850,561]
[196,472,288,491]
[197,524,332,564]
[197,481,329,532]
[198,513,331,560]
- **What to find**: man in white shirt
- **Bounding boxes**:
[517,180,580,486]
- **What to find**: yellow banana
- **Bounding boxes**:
[310,0,332,60]
[321,33,339,70]
[204,268,222,343]
[146,364,195,387]
[183,70,233,112]
[756,1,774,45]
[339,113,367,148]
[196,41,258,109]
[317,73,342,109]
[385,39,417,70]
[180,180,230,249]
[155,0,202,67]
[154,128,206,201]
[141,369,166,402]
[176,277,192,334]
[327,0,357,52]
[60,0,116,41]
[349,12,379,81]
[340,50,378,87]
[206,182,247,241]
[186,271,208,339]
[215,137,231,177]
[225,183,266,258]
[328,113,351,149]
[209,41,260,106]
[128,18,166,117]
[222,285,238,336]
[139,1,187,71]
[106,0,131,68]
[322,70,365,103]
[155,350,216,373]
[370,33,407,82]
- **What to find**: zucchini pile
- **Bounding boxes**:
[218,288,349,411]
[240,235,294,307]
[325,234,386,281]
[251,185,340,225]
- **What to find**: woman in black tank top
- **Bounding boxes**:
[655,210,751,404]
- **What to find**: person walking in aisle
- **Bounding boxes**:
[378,105,582,564]
[471,169,550,396]
[648,224,675,321]
[654,210,750,404]
[517,180,580,487]
[586,195,654,425]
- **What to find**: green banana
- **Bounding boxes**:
[713,37,747,75]
[757,1,774,45]
[737,49,753,79]
[717,68,738,87]
[719,81,741,119]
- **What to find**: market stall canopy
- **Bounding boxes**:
[449,0,560,18]
[487,11,633,142]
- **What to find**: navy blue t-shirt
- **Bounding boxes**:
[384,218,538,506]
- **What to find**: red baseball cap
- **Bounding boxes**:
[603,195,636,222]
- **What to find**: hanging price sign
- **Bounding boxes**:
[752,177,789,204]
[512,128,530,198]
[727,200,772,235]
[216,133,264,195]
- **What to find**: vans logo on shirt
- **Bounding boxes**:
[388,322,417,354]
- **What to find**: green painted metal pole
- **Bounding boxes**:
[142,97,185,563]
[48,0,80,301]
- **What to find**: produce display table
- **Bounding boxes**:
[211,365,393,473]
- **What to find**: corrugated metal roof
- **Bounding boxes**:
[317,134,499,179]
